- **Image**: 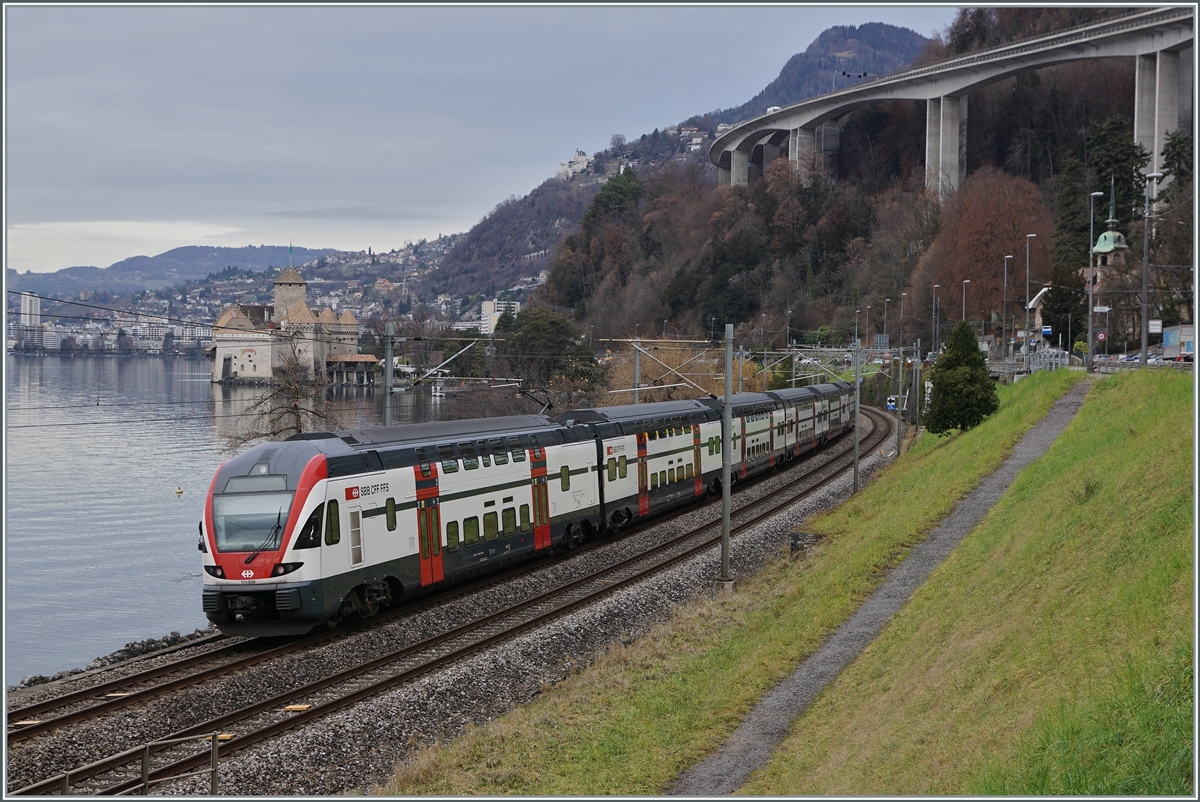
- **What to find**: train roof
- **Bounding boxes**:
[765,386,821,403]
[322,414,560,450]
[561,399,718,425]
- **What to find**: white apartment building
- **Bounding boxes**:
[20,292,40,327]
[480,299,522,336]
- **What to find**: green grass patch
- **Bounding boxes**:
[739,369,1193,795]
[376,370,1088,795]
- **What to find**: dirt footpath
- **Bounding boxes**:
[668,380,1092,796]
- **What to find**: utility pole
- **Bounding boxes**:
[633,337,640,404]
[896,344,904,455]
[1142,172,1163,366]
[932,285,939,354]
[1087,190,1104,372]
[383,322,394,426]
[853,341,861,492]
[1025,233,1036,361]
[719,323,734,592]
[738,345,744,393]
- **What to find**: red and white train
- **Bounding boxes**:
[200,382,855,636]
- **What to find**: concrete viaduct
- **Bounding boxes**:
[709,7,1194,200]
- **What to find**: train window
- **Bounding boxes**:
[459,443,479,470]
[668,468,676,484]
[560,465,570,491]
[489,439,509,465]
[618,455,628,479]
[386,498,396,531]
[530,435,543,460]
[647,429,656,441]
[686,464,694,479]
[415,448,432,478]
[607,458,617,483]
[484,512,499,541]
[520,505,531,531]
[507,437,526,462]
[294,504,324,549]
[438,445,458,473]
[659,470,667,486]
[658,428,667,439]
[651,473,658,489]
[476,441,491,467]
[446,521,460,550]
[418,512,429,559]
[502,507,517,535]
[324,500,340,546]
[464,517,479,545]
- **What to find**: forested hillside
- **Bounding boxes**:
[426,21,932,304]
[539,7,1193,355]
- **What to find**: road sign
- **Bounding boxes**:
[886,395,897,411]
[1041,325,1052,336]
[1093,305,1110,313]
[1150,319,1163,334]
[1096,330,1107,342]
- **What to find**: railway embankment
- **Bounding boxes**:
[379,368,1192,795]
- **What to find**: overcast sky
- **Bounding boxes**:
[5,4,959,274]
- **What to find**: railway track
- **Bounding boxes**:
[10,409,892,796]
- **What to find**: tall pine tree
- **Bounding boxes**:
[925,321,1000,435]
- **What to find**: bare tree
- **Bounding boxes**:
[221,336,348,452]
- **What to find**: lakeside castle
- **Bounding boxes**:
[207,267,372,384]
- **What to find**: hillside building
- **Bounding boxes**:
[480,299,521,336]
[207,267,364,384]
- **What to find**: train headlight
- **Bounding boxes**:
[271,562,304,577]
[204,565,225,578]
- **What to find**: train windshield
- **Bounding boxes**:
[212,492,293,552]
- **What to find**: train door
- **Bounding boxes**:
[348,507,364,567]
[692,423,703,497]
[528,439,552,550]
[531,476,551,549]
[739,417,748,479]
[416,500,443,585]
[768,411,777,468]
[636,432,649,516]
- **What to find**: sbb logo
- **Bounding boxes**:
[345,487,360,500]
[241,570,254,578]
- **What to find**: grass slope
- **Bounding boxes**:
[741,369,1193,795]
[378,369,1110,795]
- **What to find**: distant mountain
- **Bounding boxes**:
[426,22,927,300]
[7,244,337,298]
[710,23,929,124]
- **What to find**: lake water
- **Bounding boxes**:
[4,355,446,682]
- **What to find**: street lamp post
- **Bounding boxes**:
[711,317,716,341]
[855,308,860,346]
[1025,233,1037,358]
[1003,255,1012,359]
[786,309,791,347]
[962,279,970,321]
[1087,190,1105,372]
[1142,172,1164,366]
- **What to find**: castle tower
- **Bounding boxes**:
[273,267,308,315]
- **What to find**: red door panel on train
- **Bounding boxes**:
[417,501,444,585]
[636,432,649,515]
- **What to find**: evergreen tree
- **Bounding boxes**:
[1087,116,1150,224]
[924,321,1000,435]
[1043,151,1089,348]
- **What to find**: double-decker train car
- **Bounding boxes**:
[200,382,855,636]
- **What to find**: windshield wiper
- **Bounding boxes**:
[245,508,283,564]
